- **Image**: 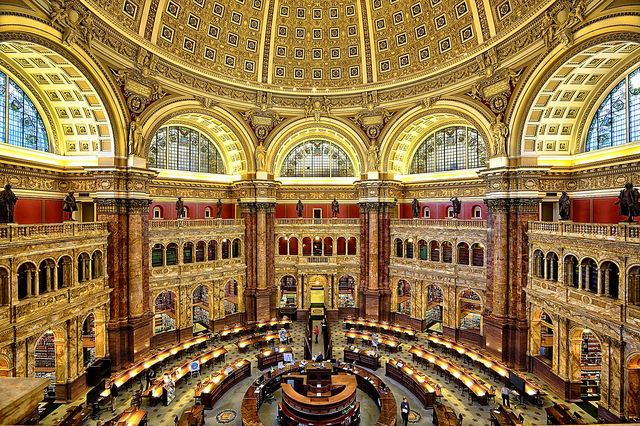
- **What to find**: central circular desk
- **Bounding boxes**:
[241,361,397,426]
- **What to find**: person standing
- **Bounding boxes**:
[501,386,511,407]
[321,317,327,336]
[146,368,156,390]
[314,325,319,343]
[400,397,410,426]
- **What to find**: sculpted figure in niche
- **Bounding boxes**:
[217,198,223,219]
[0,184,18,223]
[332,198,340,218]
[412,198,420,218]
[176,197,185,219]
[63,191,78,221]
[615,182,640,222]
[296,200,304,218]
[367,143,379,171]
[450,197,462,219]
[128,116,144,156]
[490,114,508,156]
[303,97,313,118]
[255,143,266,171]
[558,191,570,221]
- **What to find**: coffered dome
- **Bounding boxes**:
[89,0,540,92]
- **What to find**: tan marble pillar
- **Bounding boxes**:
[368,209,378,290]
[256,211,267,290]
[128,213,144,318]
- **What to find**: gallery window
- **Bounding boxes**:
[0,70,50,152]
[280,140,354,177]
[409,125,485,174]
[149,125,225,174]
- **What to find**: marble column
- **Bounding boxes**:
[483,198,539,369]
[97,198,152,371]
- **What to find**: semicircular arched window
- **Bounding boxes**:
[149,125,225,174]
[409,125,485,174]
[280,140,355,177]
[0,70,50,152]
[585,65,640,151]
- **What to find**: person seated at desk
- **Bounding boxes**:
[279,328,288,344]
[314,352,324,362]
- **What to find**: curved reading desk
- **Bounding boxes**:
[241,360,397,426]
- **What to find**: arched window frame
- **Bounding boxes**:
[148,125,226,174]
[0,70,50,152]
[279,140,355,177]
[409,125,486,174]
[585,65,640,151]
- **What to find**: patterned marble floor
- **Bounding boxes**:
[41,320,597,426]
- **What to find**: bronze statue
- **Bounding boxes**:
[216,198,222,219]
[411,198,420,218]
[0,184,18,223]
[331,198,339,218]
[450,196,462,218]
[296,200,304,218]
[615,182,640,222]
[62,191,78,221]
[176,197,185,219]
[559,191,570,221]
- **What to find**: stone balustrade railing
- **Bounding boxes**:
[150,218,245,229]
[275,218,360,226]
[391,218,487,229]
[528,221,640,242]
[0,221,108,242]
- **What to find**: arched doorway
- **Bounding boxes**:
[34,330,65,400]
[0,356,9,377]
[570,328,602,401]
[82,314,96,367]
[224,280,239,315]
[425,284,443,333]
[459,290,482,333]
[338,275,355,308]
[396,280,411,315]
[192,286,210,334]
[154,291,177,334]
[279,276,297,308]
[540,312,554,365]
[628,355,640,419]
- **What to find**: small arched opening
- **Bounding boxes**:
[442,241,453,263]
[397,280,411,315]
[224,280,239,315]
[395,238,403,258]
[280,276,297,308]
[546,252,559,281]
[457,242,469,265]
[166,243,178,265]
[338,275,355,308]
[192,285,210,333]
[425,284,443,332]
[459,290,482,333]
[195,241,206,262]
[154,291,177,334]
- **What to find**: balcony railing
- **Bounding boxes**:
[391,218,487,229]
[150,219,245,229]
[528,221,640,242]
[275,218,360,226]
[0,222,107,242]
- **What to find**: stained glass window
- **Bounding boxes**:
[586,65,640,151]
[409,125,485,174]
[0,71,49,152]
[149,125,225,174]
[280,140,354,177]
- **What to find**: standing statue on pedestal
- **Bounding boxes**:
[255,143,266,171]
[216,198,222,219]
[411,198,420,218]
[0,184,18,223]
[558,191,570,221]
[176,197,185,219]
[296,200,304,218]
[450,196,462,218]
[615,182,640,222]
[331,198,340,218]
[62,191,78,221]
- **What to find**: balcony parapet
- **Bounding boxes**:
[0,222,107,243]
[275,218,360,226]
[391,218,487,229]
[150,219,245,229]
[528,221,640,242]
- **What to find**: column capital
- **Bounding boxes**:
[357,201,396,213]
[95,198,153,215]
[484,197,540,214]
[238,201,277,214]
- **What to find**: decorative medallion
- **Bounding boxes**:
[110,67,167,120]
[466,67,522,114]
[408,410,422,423]
[215,409,237,424]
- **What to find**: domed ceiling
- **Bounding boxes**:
[88,0,537,91]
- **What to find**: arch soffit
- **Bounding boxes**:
[379,103,492,174]
[457,289,484,305]
[512,25,640,159]
[0,26,127,158]
[142,100,254,174]
[265,117,368,177]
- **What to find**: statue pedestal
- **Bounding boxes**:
[367,171,379,180]
[256,170,268,180]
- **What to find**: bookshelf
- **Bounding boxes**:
[35,332,56,398]
[339,293,355,307]
[154,312,176,334]
[460,312,481,332]
[193,287,209,308]
[580,331,601,398]
[339,275,355,307]
[193,306,209,325]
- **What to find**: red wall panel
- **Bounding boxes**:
[593,198,626,223]
[45,200,64,223]
[572,199,590,223]
[15,199,42,224]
